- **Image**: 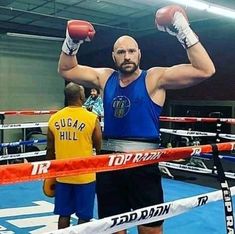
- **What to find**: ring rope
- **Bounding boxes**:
[202,153,235,162]
[0,110,57,115]
[211,143,235,232]
[1,122,234,140]
[0,142,234,185]
[160,128,235,140]
[160,128,216,137]
[44,186,235,234]
[0,139,47,148]
[219,134,235,140]
[160,162,235,179]
[1,150,235,177]
[0,150,46,161]
[0,122,48,130]
[0,110,234,124]
[160,116,235,124]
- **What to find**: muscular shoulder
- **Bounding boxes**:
[146,67,167,106]
[94,67,115,89]
[146,67,167,88]
[147,67,166,78]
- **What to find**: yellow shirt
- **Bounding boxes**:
[48,106,97,184]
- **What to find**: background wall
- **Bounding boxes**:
[0,37,64,141]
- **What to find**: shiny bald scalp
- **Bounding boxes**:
[113,35,139,52]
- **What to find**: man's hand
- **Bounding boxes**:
[62,20,96,56]
[155,5,199,49]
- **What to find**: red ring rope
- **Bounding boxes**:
[1,110,234,124]
[0,141,234,185]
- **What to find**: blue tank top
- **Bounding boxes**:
[103,70,162,140]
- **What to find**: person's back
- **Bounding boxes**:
[46,82,102,229]
[48,106,98,183]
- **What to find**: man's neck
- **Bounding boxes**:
[67,102,82,107]
[119,69,142,87]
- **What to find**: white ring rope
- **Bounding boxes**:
[160,128,216,137]
[44,186,235,234]
[0,150,46,161]
[160,128,235,140]
[1,123,234,139]
[159,162,235,179]
[220,134,235,140]
[0,122,48,130]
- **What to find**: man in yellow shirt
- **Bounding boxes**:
[46,82,102,229]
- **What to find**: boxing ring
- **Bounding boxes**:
[0,110,235,234]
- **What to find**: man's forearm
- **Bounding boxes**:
[46,151,55,160]
[58,53,78,75]
[187,43,215,77]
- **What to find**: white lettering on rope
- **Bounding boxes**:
[31,161,51,175]
[44,186,235,234]
[108,152,163,166]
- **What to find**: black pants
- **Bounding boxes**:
[96,161,164,227]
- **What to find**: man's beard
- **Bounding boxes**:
[116,62,139,75]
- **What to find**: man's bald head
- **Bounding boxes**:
[112,35,141,75]
[113,35,139,52]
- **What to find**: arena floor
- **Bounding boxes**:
[0,177,232,234]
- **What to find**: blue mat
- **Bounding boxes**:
[0,178,233,233]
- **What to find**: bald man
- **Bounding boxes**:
[58,7,215,234]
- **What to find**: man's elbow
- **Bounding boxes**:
[201,65,216,79]
[57,66,71,82]
[57,65,66,78]
[207,66,216,77]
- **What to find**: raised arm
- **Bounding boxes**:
[58,20,113,89]
[155,5,215,90]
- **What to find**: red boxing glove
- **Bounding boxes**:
[155,5,199,49]
[68,20,95,42]
[62,20,96,56]
[155,5,188,27]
